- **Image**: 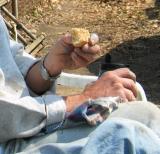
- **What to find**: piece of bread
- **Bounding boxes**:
[71,28,90,47]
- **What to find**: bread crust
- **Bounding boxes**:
[71,28,90,47]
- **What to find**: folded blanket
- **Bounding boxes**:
[68,97,121,126]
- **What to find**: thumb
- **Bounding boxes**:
[63,33,72,44]
[57,33,74,53]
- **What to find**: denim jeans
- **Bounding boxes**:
[82,118,160,154]
[7,117,160,154]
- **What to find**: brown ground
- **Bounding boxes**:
[10,0,160,103]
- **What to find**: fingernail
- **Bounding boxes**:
[90,33,99,45]
[65,32,71,37]
[64,33,72,44]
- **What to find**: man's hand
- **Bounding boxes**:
[83,68,137,102]
[26,33,100,94]
[65,68,137,112]
[43,33,101,76]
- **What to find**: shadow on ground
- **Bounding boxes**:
[88,35,160,104]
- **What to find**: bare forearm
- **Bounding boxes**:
[25,61,51,94]
[64,94,89,112]
[25,53,63,94]
[26,62,88,111]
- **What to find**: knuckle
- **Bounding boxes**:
[125,89,136,101]
[128,93,135,101]
[128,81,137,95]
[117,90,126,100]
[123,68,131,74]
[104,71,115,79]
[82,44,89,52]
[113,83,123,89]
[128,80,135,88]
[93,45,101,53]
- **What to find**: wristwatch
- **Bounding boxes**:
[40,56,61,82]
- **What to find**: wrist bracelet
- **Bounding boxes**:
[40,55,61,81]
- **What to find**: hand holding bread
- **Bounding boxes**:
[45,28,101,73]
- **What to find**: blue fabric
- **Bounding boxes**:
[68,97,119,126]
[16,118,160,154]
[82,118,160,154]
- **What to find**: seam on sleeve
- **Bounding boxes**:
[42,95,66,126]
[42,95,48,127]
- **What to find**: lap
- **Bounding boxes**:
[8,117,160,154]
[82,118,160,154]
[4,121,96,154]
[3,101,160,154]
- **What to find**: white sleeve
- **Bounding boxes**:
[0,93,66,142]
[10,40,39,77]
[9,40,57,93]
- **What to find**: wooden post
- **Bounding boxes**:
[0,0,9,7]
[2,6,36,39]
[12,0,18,18]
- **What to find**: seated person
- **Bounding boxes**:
[1,14,159,154]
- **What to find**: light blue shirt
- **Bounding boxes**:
[0,15,66,143]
